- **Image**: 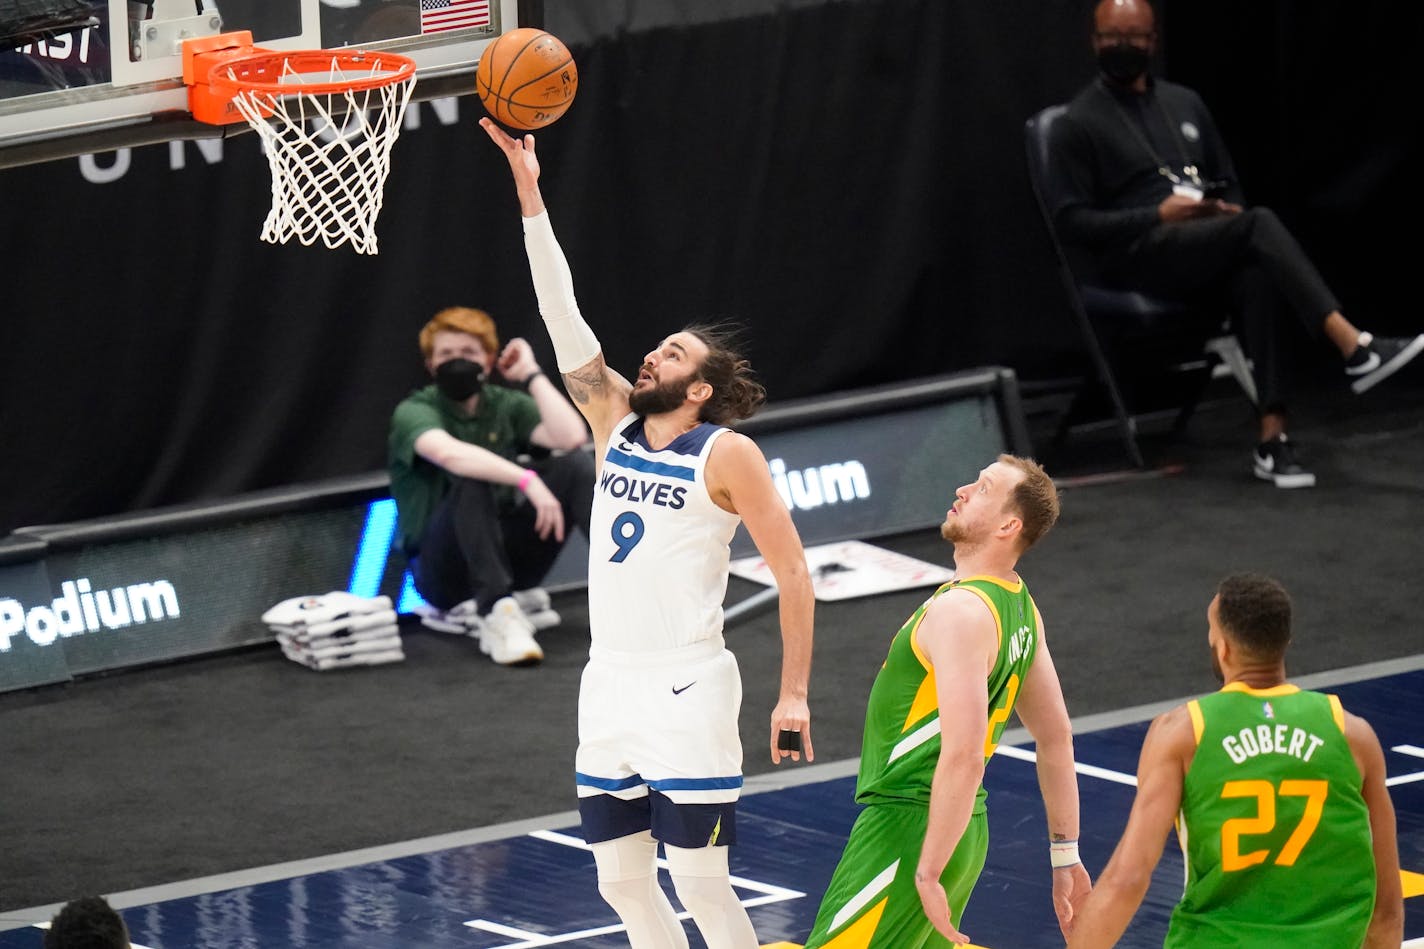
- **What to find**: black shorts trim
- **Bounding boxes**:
[579,790,738,848]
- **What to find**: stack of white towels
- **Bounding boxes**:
[262,591,403,671]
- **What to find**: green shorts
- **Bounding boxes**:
[804,800,988,949]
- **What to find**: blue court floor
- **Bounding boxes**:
[4,659,1422,948]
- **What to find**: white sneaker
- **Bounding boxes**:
[479,596,544,666]
[512,587,561,631]
[415,599,484,637]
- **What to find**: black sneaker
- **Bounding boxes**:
[1344,331,1424,394]
[1253,434,1316,489]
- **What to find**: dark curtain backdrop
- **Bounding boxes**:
[1,0,1418,534]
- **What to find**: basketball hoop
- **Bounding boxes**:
[183,33,417,255]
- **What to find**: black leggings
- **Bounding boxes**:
[1102,207,1341,413]
[411,449,595,612]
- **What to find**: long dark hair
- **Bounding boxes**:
[684,323,766,425]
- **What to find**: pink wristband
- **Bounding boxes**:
[517,468,537,493]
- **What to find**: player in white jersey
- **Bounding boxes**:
[482,117,816,949]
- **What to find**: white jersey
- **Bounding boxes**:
[587,413,741,654]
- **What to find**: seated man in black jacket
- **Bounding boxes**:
[1048,0,1424,488]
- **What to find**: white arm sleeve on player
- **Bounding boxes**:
[522,210,601,373]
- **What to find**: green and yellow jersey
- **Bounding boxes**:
[1168,683,1376,948]
[854,574,1039,814]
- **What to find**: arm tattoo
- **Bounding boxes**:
[563,355,608,406]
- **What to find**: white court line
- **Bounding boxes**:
[996,705,1424,790]
[465,918,637,947]
[7,654,1417,933]
[998,742,1424,788]
[461,829,806,947]
[994,743,1138,786]
[1385,746,1424,788]
[528,829,805,899]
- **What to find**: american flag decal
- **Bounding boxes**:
[419,0,491,34]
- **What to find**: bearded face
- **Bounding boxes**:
[940,516,968,545]
[629,369,693,416]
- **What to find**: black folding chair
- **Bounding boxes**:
[1023,103,1256,468]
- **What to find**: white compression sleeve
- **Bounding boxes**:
[521,210,601,373]
[591,833,690,949]
[664,844,757,949]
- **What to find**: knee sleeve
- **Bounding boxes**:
[591,833,689,949]
[665,845,758,949]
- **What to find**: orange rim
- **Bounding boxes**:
[207,49,417,96]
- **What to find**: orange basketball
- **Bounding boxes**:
[475,28,578,131]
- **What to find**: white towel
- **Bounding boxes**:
[281,645,407,671]
[274,624,404,646]
[261,592,394,627]
[279,632,403,660]
[267,609,400,641]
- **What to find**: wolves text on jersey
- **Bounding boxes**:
[599,470,688,509]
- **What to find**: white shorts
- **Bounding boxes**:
[576,637,743,806]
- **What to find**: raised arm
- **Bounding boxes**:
[706,432,813,765]
[1066,706,1191,949]
[1013,611,1092,939]
[1345,711,1403,949]
[480,118,631,445]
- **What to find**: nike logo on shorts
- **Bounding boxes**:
[672,681,696,695]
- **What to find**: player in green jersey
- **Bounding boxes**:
[1067,573,1403,948]
[804,455,1093,948]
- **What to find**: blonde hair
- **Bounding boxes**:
[418,307,499,359]
[998,453,1060,551]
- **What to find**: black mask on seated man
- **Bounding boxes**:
[434,358,485,401]
[1098,43,1150,85]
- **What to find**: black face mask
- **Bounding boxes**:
[1098,43,1151,85]
[434,358,485,401]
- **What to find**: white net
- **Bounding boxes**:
[226,56,415,255]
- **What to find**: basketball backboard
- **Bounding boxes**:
[0,0,532,167]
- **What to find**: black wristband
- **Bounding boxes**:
[521,370,545,390]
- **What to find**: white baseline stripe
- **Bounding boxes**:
[464,829,805,947]
[467,919,545,938]
[466,918,639,948]
[527,829,803,899]
[994,743,1138,786]
[1386,740,1424,783]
